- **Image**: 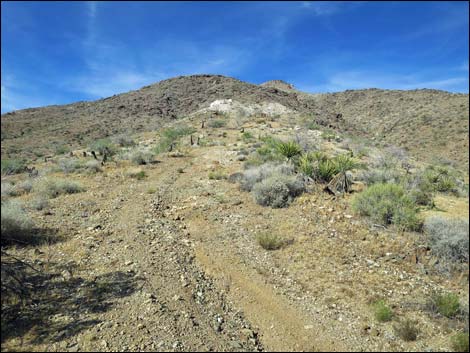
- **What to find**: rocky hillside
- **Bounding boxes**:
[1,75,468,169]
[309,89,469,169]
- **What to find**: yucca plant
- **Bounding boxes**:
[277,141,302,160]
[298,154,314,177]
[316,159,338,182]
[326,154,364,194]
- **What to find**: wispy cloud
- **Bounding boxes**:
[298,70,469,93]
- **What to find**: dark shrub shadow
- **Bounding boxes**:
[1,227,62,248]
[1,256,142,345]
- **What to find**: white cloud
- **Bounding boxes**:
[298,70,469,93]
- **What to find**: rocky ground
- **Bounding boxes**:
[1,115,468,351]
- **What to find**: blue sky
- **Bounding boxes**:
[1,1,469,113]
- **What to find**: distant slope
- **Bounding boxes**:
[310,88,469,168]
[0,75,315,160]
[1,75,468,168]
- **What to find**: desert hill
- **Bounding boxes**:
[1,75,468,169]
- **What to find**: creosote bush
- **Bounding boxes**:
[351,183,421,231]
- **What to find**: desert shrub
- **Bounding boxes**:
[393,319,419,341]
[242,131,254,141]
[1,200,35,244]
[58,158,84,174]
[1,180,33,197]
[128,149,154,165]
[351,183,421,231]
[35,178,84,198]
[416,165,466,196]
[31,196,49,211]
[243,136,284,168]
[277,141,302,160]
[1,159,27,175]
[252,174,305,208]
[54,144,70,155]
[16,180,33,194]
[208,119,226,128]
[408,188,435,207]
[113,135,136,147]
[1,182,15,198]
[373,300,393,322]
[240,163,295,192]
[428,292,461,318]
[154,125,196,154]
[451,332,469,352]
[424,216,469,263]
[89,138,117,156]
[257,233,284,250]
[84,160,102,173]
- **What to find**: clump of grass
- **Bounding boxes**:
[257,233,284,250]
[424,216,469,263]
[451,332,469,352]
[35,178,85,198]
[147,188,156,194]
[393,319,419,341]
[127,169,147,180]
[428,292,461,318]
[1,200,35,245]
[242,131,254,141]
[1,159,27,175]
[208,169,227,180]
[351,183,421,231]
[373,300,393,322]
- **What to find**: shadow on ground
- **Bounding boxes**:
[1,256,142,345]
